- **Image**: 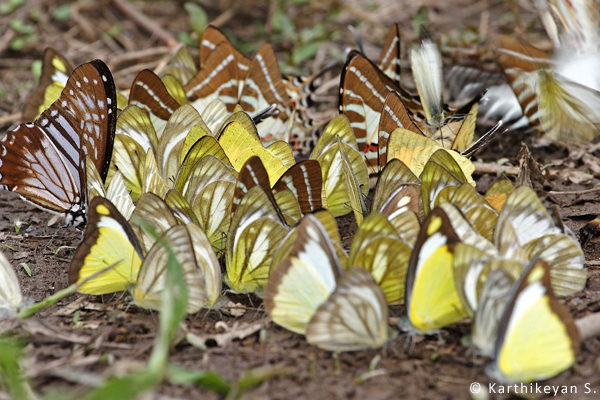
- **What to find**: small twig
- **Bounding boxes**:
[584,261,600,267]
[0,28,17,57]
[71,4,98,43]
[547,188,600,196]
[211,9,236,28]
[0,112,21,125]
[473,161,520,175]
[112,60,161,80]
[107,46,171,70]
[111,0,179,48]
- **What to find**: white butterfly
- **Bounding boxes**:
[0,251,25,320]
[410,39,444,130]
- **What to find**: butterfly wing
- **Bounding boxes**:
[0,250,22,319]
[264,214,342,334]
[306,268,389,351]
[69,197,143,294]
[488,259,580,383]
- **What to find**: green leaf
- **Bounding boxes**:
[0,339,32,400]
[1,243,15,251]
[19,263,30,277]
[82,370,160,400]
[369,355,381,371]
[299,24,324,43]
[9,19,34,34]
[137,221,188,375]
[271,7,295,40]
[411,6,429,36]
[167,364,230,396]
[0,0,24,15]
[31,60,42,81]
[177,31,196,48]
[105,24,121,38]
[292,42,319,66]
[29,7,41,22]
[184,2,208,36]
[53,4,71,22]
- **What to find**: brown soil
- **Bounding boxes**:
[0,1,599,399]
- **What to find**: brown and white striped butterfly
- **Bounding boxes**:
[129,69,182,137]
[232,156,322,223]
[0,60,117,227]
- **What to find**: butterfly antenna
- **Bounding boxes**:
[46,225,64,249]
[461,121,505,158]
[435,330,445,345]
[252,302,264,321]
[347,25,365,54]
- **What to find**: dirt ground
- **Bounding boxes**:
[1,0,600,399]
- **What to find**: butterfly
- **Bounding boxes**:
[128,69,183,138]
[386,128,476,185]
[371,159,422,245]
[410,38,444,132]
[348,212,412,305]
[86,156,134,220]
[174,136,238,252]
[469,262,517,358]
[484,179,514,212]
[305,267,392,352]
[70,197,220,313]
[225,185,289,295]
[485,258,580,383]
[404,203,498,334]
[0,60,117,227]
[265,214,391,351]
[199,26,332,154]
[162,45,198,85]
[0,250,27,320]
[309,115,369,218]
[497,34,600,143]
[339,50,482,173]
[492,186,586,296]
[219,119,295,185]
[232,156,322,227]
[270,209,348,273]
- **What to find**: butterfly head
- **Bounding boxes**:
[65,203,86,228]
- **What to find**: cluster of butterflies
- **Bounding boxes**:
[0,15,591,386]
[449,0,600,142]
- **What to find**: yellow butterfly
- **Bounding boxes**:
[403,205,469,334]
[349,212,411,304]
[371,159,421,245]
[310,116,369,217]
[486,259,580,383]
[70,197,220,313]
[493,186,586,296]
[225,186,289,295]
[386,128,475,185]
[161,45,197,86]
[265,215,391,351]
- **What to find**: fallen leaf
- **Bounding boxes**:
[221,300,246,317]
[186,319,268,348]
[13,251,29,260]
